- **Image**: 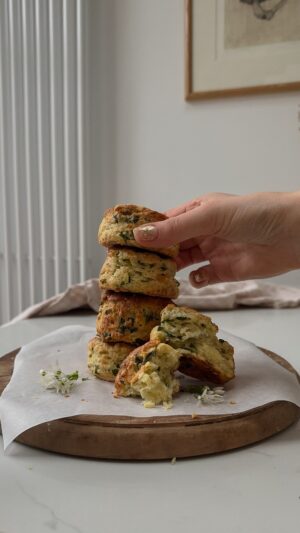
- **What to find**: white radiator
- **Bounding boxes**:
[0,0,90,325]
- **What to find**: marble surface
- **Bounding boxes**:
[0,308,300,533]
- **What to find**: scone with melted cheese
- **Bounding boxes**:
[150,304,235,384]
[87,336,132,382]
[96,290,170,344]
[114,340,180,408]
[99,247,179,299]
[98,204,179,258]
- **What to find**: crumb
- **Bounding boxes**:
[64,394,70,398]
[229,401,237,405]
[171,457,176,465]
[191,413,198,419]
[81,399,87,402]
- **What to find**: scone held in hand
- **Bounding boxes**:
[98,204,179,258]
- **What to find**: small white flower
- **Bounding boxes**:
[40,368,88,395]
[195,385,225,405]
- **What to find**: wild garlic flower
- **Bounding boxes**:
[185,384,225,405]
[195,385,225,405]
[40,368,88,395]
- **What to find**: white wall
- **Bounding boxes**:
[90,0,300,286]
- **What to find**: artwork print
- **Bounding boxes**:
[185,0,300,99]
[225,0,300,49]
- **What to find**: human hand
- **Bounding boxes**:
[133,192,300,287]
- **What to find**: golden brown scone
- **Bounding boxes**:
[114,340,180,408]
[150,304,235,384]
[98,204,179,258]
[87,336,132,382]
[96,290,170,344]
[99,247,179,299]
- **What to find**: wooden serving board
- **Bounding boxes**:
[0,348,299,460]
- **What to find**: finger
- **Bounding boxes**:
[179,235,219,252]
[189,265,223,288]
[164,198,203,218]
[164,193,237,218]
[175,246,206,271]
[133,202,221,248]
[179,238,199,250]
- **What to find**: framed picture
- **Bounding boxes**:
[185,0,300,100]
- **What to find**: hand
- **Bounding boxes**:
[133,192,300,287]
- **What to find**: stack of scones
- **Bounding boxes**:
[87,204,235,408]
[87,204,180,385]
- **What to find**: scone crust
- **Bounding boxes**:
[114,340,161,396]
[150,303,235,384]
[96,291,169,344]
[99,247,179,299]
[114,340,180,406]
[98,204,179,258]
[160,304,219,336]
[179,338,235,384]
[87,336,132,382]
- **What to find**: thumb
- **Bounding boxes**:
[133,203,222,248]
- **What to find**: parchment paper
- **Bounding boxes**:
[0,326,299,450]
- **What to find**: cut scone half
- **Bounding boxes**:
[114,340,180,408]
[97,290,170,344]
[87,336,132,382]
[99,247,179,299]
[98,204,179,258]
[150,304,235,384]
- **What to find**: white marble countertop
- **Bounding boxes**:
[0,309,300,533]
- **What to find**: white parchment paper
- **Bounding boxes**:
[0,325,299,450]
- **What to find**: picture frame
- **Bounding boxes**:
[185,0,300,100]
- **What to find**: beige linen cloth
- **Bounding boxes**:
[4,279,300,326]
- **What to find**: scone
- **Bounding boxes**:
[150,304,235,384]
[96,290,170,344]
[99,247,179,299]
[114,340,180,408]
[98,204,179,258]
[87,336,132,382]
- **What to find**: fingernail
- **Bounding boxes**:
[191,272,208,286]
[134,225,158,241]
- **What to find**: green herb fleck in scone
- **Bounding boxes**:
[114,340,180,408]
[87,336,133,382]
[96,290,170,344]
[98,204,179,258]
[99,247,179,299]
[150,304,235,384]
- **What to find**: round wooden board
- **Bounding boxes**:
[0,347,299,460]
